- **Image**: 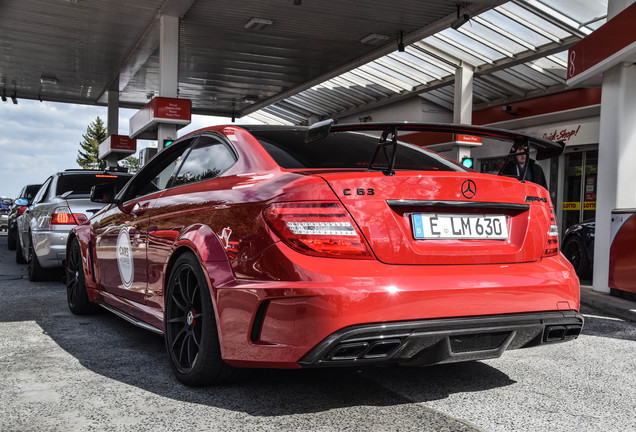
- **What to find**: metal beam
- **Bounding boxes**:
[240,3,495,116]
[96,0,195,104]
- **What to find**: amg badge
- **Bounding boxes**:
[525,196,548,203]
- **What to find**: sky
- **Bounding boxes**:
[0,99,259,199]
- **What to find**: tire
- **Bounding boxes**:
[66,237,97,315]
[7,226,16,250]
[562,236,590,278]
[15,232,27,264]
[164,253,242,386]
[27,234,48,282]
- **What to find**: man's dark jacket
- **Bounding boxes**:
[501,159,547,189]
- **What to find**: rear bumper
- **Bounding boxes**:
[213,248,581,368]
[32,230,69,268]
[298,311,583,368]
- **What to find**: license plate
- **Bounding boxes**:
[412,213,509,240]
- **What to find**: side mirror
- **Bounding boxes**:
[14,198,29,206]
[90,183,117,203]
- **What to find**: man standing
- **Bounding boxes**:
[503,145,547,188]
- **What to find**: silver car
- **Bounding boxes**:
[16,169,133,281]
[0,198,11,230]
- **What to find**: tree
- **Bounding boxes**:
[76,116,107,169]
[76,116,140,173]
[120,155,140,173]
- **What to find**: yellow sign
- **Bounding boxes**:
[562,202,596,210]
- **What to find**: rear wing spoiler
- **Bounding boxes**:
[306,119,564,161]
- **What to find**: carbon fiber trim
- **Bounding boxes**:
[298,311,583,368]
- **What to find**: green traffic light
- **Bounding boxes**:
[163,139,174,147]
[461,157,474,168]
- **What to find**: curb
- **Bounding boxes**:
[580,285,636,323]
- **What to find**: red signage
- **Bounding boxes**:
[567,3,636,84]
[129,97,192,139]
[455,134,482,145]
[155,97,191,121]
[98,134,137,160]
[110,135,136,151]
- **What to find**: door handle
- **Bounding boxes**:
[131,202,148,217]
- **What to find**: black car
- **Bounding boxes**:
[7,184,42,250]
[561,219,595,279]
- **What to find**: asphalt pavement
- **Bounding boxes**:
[580,284,636,323]
[1,231,634,432]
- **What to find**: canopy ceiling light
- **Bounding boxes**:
[360,33,390,46]
[244,18,273,31]
[40,75,58,85]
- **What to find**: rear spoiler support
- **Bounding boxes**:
[305,120,565,178]
[369,126,398,176]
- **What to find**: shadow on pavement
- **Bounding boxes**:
[0,233,515,419]
[29,287,515,417]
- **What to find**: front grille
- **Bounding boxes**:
[449,332,511,353]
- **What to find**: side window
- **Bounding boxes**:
[125,138,195,200]
[152,154,184,190]
[32,178,52,204]
[172,135,237,187]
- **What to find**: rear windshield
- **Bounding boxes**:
[56,173,132,196]
[250,129,465,172]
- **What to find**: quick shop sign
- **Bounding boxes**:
[543,125,581,142]
[522,119,599,147]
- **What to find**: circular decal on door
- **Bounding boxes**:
[117,227,134,288]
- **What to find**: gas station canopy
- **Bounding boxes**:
[0,0,608,124]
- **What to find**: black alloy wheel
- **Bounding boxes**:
[15,232,27,264]
[164,253,240,386]
[7,226,16,250]
[27,234,47,282]
[66,238,97,315]
[562,236,590,278]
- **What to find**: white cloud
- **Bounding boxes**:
[0,99,260,198]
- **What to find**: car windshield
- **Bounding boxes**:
[250,129,465,172]
[56,173,132,196]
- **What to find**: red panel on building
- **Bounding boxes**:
[567,3,636,84]
[472,89,601,126]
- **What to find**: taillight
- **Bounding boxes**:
[543,206,559,257]
[263,202,373,259]
[50,207,87,226]
[17,206,28,215]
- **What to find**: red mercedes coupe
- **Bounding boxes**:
[66,121,582,386]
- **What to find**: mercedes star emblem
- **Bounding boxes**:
[461,179,476,199]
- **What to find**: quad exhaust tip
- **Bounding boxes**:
[544,325,582,342]
[327,339,402,361]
